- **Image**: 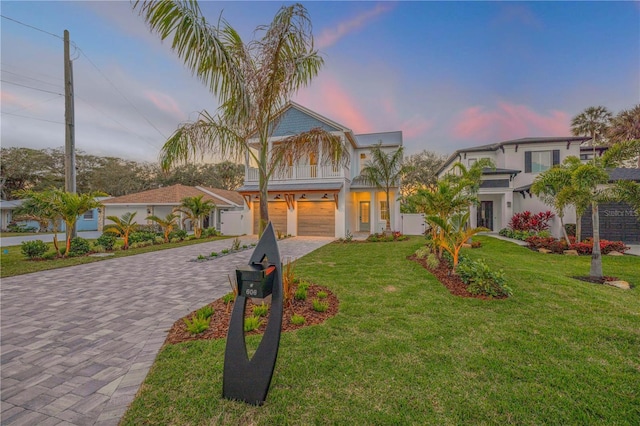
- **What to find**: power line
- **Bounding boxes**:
[1,70,63,89]
[74,46,168,141]
[0,15,63,40]
[1,111,64,125]
[4,95,61,115]
[1,79,64,96]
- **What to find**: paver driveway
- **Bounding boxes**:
[1,236,333,425]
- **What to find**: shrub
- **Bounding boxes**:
[425,253,440,269]
[457,258,512,297]
[20,240,49,259]
[196,305,214,320]
[222,293,235,304]
[203,227,220,238]
[291,314,305,325]
[197,254,206,260]
[316,291,328,299]
[230,237,241,251]
[221,249,229,254]
[183,316,210,334]
[508,210,554,232]
[8,223,37,233]
[294,287,307,300]
[129,231,158,244]
[68,237,91,257]
[92,245,106,253]
[471,241,482,248]
[253,303,269,317]
[244,315,262,332]
[569,238,629,255]
[154,236,165,245]
[168,229,188,241]
[564,223,576,237]
[312,298,329,312]
[169,237,181,244]
[210,251,219,257]
[96,233,117,250]
[414,246,431,259]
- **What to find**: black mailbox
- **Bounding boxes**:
[236,264,276,299]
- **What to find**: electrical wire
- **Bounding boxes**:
[0,80,64,96]
[1,70,63,89]
[3,95,61,115]
[1,111,64,125]
[0,15,64,40]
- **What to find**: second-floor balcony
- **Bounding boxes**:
[245,165,348,183]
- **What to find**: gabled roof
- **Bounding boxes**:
[438,136,591,174]
[101,184,243,207]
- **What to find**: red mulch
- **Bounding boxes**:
[408,254,507,300]
[165,283,339,345]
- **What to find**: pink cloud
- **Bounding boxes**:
[316,3,395,49]
[145,90,186,120]
[452,102,570,142]
[1,91,31,110]
[400,115,434,139]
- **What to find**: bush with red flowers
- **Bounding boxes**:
[526,235,629,255]
[509,210,555,232]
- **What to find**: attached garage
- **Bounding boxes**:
[253,201,287,235]
[298,201,335,236]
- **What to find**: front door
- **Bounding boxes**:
[359,201,370,232]
[477,201,493,230]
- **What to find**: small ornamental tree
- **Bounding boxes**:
[104,212,139,250]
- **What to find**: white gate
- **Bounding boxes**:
[401,213,426,235]
[220,210,249,236]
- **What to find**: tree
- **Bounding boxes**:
[531,166,573,245]
[608,105,640,167]
[359,143,404,232]
[134,1,348,234]
[426,211,487,274]
[104,212,139,250]
[146,213,179,243]
[55,190,105,256]
[571,106,613,156]
[173,195,216,239]
[208,161,245,190]
[13,189,64,254]
[400,150,446,199]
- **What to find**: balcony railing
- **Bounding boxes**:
[245,165,346,182]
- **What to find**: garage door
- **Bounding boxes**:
[253,201,287,235]
[298,201,335,236]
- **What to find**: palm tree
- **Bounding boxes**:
[608,105,640,142]
[146,213,179,243]
[174,195,215,238]
[571,106,613,157]
[134,1,348,234]
[104,212,139,250]
[359,143,404,233]
[531,166,573,245]
[54,190,105,256]
[426,211,487,274]
[14,189,64,255]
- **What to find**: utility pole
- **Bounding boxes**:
[64,29,77,238]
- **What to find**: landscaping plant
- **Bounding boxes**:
[20,240,49,259]
[243,315,262,332]
[184,316,210,335]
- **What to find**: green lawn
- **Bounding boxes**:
[0,236,231,278]
[121,236,640,425]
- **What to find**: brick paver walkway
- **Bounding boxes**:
[1,236,333,425]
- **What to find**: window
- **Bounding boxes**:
[83,210,94,220]
[468,158,477,167]
[525,150,559,173]
[380,201,389,221]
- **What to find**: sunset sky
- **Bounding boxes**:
[1,1,638,162]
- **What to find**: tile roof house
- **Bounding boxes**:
[236,102,403,237]
[437,137,640,243]
[100,184,244,234]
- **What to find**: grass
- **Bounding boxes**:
[0,236,231,278]
[121,236,640,425]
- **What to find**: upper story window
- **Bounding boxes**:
[525,150,559,173]
[468,158,477,167]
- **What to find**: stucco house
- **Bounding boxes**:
[437,136,640,243]
[236,102,403,237]
[0,198,106,232]
[100,184,244,234]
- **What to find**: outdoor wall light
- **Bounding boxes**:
[322,193,328,199]
[274,194,281,200]
[507,201,512,208]
[300,194,306,199]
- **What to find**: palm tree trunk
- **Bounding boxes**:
[590,201,603,278]
[385,189,391,233]
[576,210,582,243]
[259,165,269,236]
[559,214,570,246]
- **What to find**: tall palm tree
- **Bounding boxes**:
[531,165,573,245]
[608,107,640,167]
[55,190,105,256]
[146,213,179,243]
[104,212,139,250]
[134,1,348,234]
[570,106,613,157]
[359,143,404,233]
[174,195,215,238]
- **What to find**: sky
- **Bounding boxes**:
[1,1,639,163]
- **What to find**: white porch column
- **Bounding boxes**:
[503,191,513,232]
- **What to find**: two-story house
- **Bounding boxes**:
[437,137,591,237]
[236,102,403,237]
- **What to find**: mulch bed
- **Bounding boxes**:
[572,275,619,284]
[165,283,339,345]
[408,254,507,300]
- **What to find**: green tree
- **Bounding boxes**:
[359,143,404,232]
[531,165,574,245]
[400,150,446,200]
[56,191,105,256]
[134,1,348,234]
[104,212,139,250]
[146,213,179,243]
[13,189,64,254]
[571,106,612,156]
[173,195,216,239]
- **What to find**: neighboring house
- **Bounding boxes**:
[100,184,244,234]
[0,198,106,232]
[437,136,590,237]
[437,136,640,243]
[236,102,403,237]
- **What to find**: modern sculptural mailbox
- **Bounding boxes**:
[223,222,282,405]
